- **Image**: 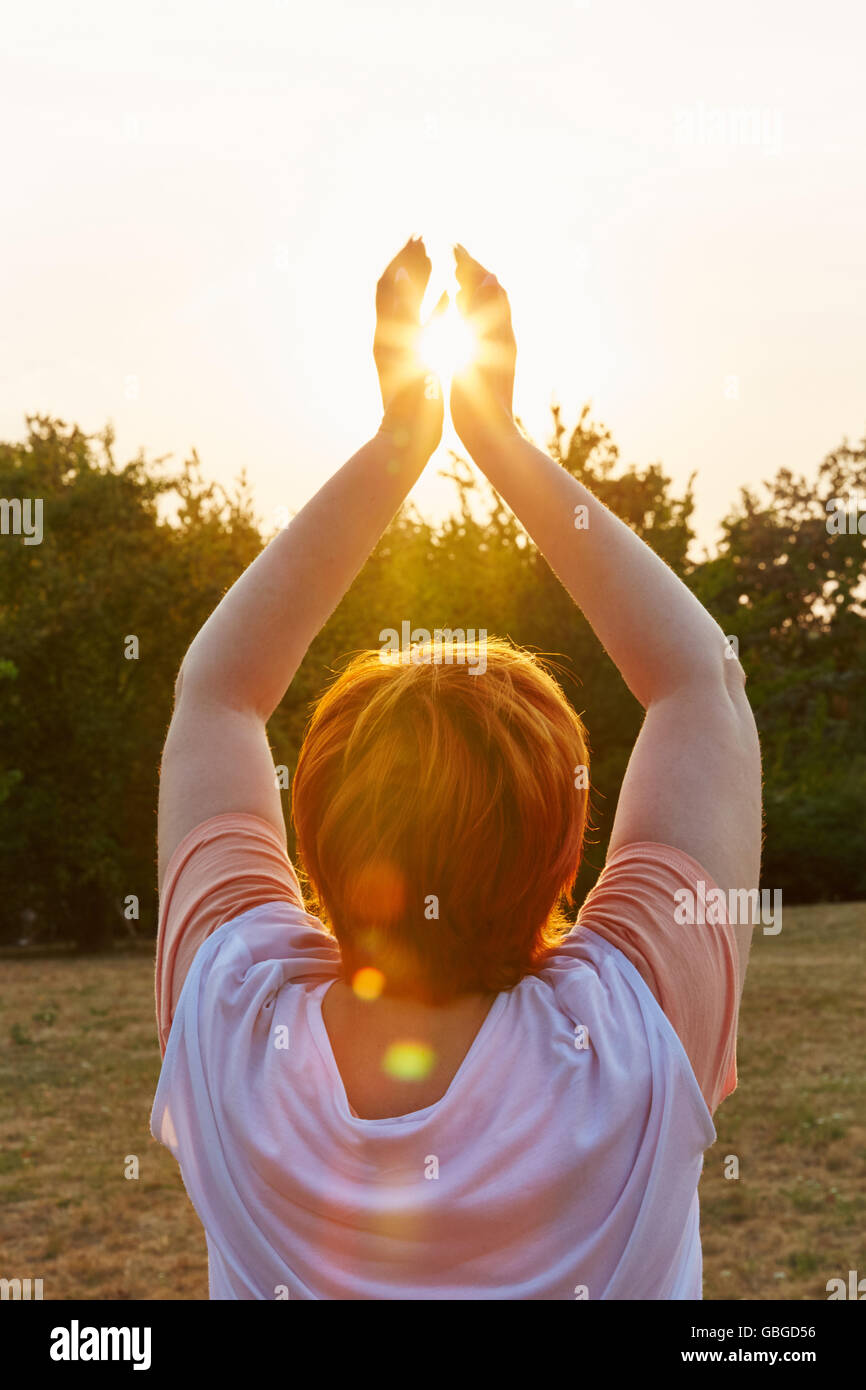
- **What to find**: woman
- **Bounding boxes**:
[151,238,762,1299]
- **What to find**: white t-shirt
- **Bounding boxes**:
[151,899,716,1300]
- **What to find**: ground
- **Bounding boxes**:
[1,901,863,1300]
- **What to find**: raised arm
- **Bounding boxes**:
[158,238,443,887]
[449,246,762,993]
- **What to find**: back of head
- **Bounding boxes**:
[292,637,590,1003]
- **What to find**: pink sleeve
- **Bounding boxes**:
[155,813,305,1058]
[576,841,741,1113]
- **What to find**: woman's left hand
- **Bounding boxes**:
[374,237,444,464]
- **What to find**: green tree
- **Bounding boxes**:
[0,417,261,948]
[1,411,862,950]
[690,436,866,900]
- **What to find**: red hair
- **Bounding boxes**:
[291,637,590,1002]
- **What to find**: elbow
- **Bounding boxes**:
[663,634,751,712]
[173,660,187,707]
[653,631,748,708]
[721,644,759,745]
[722,646,747,695]
[720,628,753,705]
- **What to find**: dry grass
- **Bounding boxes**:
[700,900,866,1299]
[1,902,863,1301]
[0,950,207,1300]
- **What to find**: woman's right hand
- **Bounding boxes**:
[450,245,518,459]
[374,236,444,465]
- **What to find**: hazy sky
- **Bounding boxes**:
[2,0,864,550]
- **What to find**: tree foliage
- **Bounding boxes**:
[0,418,260,947]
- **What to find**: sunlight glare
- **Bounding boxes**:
[382,1040,437,1081]
[418,304,477,381]
[352,967,386,1000]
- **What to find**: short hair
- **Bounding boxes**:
[291,637,590,1002]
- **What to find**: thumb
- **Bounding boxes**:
[424,290,449,328]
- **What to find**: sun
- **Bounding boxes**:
[418,304,477,381]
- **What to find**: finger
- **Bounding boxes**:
[377,237,431,320]
[424,290,449,328]
[454,246,509,320]
[380,235,415,284]
[454,246,504,308]
[453,243,490,292]
[456,280,512,345]
[456,283,500,320]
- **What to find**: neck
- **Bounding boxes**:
[336,978,495,1025]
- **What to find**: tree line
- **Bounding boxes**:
[1,410,863,949]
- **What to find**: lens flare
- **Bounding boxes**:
[352,967,386,1000]
[382,1040,437,1080]
[418,305,477,380]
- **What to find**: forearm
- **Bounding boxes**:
[177,430,425,720]
[473,428,734,708]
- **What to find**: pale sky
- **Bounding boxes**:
[2,0,864,551]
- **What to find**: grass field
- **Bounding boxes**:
[1,901,864,1301]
